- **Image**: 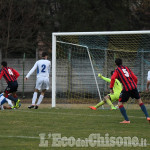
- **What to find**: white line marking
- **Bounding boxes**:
[0,135,40,139]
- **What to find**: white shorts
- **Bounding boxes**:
[35,77,49,91]
[147,71,150,81]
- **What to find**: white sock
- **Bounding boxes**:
[6,98,13,107]
[36,95,44,106]
[0,105,4,110]
[32,92,38,105]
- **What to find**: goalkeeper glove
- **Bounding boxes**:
[98,73,102,78]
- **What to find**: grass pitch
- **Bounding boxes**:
[0,104,150,150]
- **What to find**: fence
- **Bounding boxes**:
[0,50,150,103]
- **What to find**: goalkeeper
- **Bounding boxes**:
[89,71,122,110]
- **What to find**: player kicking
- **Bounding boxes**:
[110,58,150,124]
[25,52,51,109]
[89,71,122,110]
[0,61,20,108]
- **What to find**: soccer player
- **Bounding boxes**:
[25,51,51,109]
[0,61,20,108]
[89,71,122,110]
[110,58,150,123]
[0,93,14,110]
[146,70,150,91]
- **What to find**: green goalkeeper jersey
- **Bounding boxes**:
[100,75,122,93]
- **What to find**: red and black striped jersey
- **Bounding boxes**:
[0,67,20,83]
[110,65,137,91]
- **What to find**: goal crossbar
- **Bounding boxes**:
[52,30,150,107]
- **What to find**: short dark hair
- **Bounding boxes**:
[115,58,122,66]
[111,71,114,76]
[1,61,7,67]
[42,52,48,57]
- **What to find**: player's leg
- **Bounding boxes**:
[118,90,130,123]
[118,101,130,123]
[6,98,14,108]
[138,98,150,120]
[11,92,21,108]
[28,78,42,109]
[105,94,116,110]
[34,77,49,109]
[89,95,112,110]
[89,97,106,110]
[35,89,46,109]
[5,81,20,108]
[28,89,39,109]
[0,94,6,110]
[3,87,18,105]
[35,78,49,109]
[131,88,150,122]
[0,94,12,110]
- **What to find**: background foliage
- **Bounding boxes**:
[0,0,150,57]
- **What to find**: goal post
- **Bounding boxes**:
[52,31,150,108]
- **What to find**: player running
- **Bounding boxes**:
[25,51,51,109]
[110,58,150,124]
[89,71,122,110]
[0,61,20,108]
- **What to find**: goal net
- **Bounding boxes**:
[52,31,150,108]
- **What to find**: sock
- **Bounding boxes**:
[95,101,105,108]
[32,92,38,105]
[36,95,44,106]
[139,103,149,118]
[6,98,13,107]
[119,105,129,121]
[7,95,18,102]
[106,99,114,108]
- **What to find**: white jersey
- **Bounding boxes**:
[147,71,150,81]
[26,59,51,79]
[0,93,13,110]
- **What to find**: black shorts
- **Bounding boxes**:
[119,88,140,102]
[5,81,18,94]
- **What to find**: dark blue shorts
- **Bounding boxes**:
[5,81,18,94]
[119,88,140,102]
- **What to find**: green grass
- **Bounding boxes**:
[0,106,150,150]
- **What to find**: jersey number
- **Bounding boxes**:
[41,64,46,72]
[8,69,14,75]
[122,69,129,77]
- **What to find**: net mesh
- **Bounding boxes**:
[55,33,150,104]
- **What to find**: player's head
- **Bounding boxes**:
[115,58,122,66]
[42,51,48,59]
[1,61,7,68]
[111,71,114,76]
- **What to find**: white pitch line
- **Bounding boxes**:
[0,135,40,139]
[16,109,147,119]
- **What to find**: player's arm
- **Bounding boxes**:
[146,80,150,91]
[0,70,4,80]
[129,69,137,85]
[13,69,20,78]
[110,70,118,93]
[146,71,150,91]
[98,73,111,83]
[25,62,37,80]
